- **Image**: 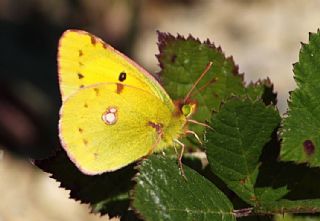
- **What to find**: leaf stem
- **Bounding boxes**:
[233,208,253,218]
[234,199,320,217]
[253,200,320,215]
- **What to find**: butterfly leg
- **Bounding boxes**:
[185,130,202,145]
[173,139,187,180]
[187,119,213,130]
[173,142,178,155]
[147,132,163,156]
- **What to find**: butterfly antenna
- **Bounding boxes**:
[196,77,218,93]
[183,61,213,103]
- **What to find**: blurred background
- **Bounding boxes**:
[0,0,320,220]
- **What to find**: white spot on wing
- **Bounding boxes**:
[102,107,118,125]
[109,108,117,113]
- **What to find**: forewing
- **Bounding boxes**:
[58,29,172,108]
[59,83,173,174]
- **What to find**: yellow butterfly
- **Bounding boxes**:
[58,29,211,175]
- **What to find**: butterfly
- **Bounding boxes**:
[58,29,212,176]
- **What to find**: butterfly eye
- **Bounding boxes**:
[181,103,196,117]
[181,104,191,117]
[119,72,127,82]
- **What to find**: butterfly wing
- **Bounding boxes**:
[58,29,172,109]
[59,83,176,174]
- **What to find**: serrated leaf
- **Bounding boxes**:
[133,155,235,221]
[281,30,320,166]
[254,186,289,203]
[246,78,277,106]
[205,98,280,205]
[35,150,137,218]
[157,32,245,135]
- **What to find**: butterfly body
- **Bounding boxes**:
[58,30,195,175]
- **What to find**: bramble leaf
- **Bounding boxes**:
[157,32,245,135]
[205,98,281,205]
[281,30,320,166]
[133,155,235,221]
[246,78,277,106]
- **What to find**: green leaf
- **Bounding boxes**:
[133,155,235,221]
[246,78,277,106]
[205,98,281,205]
[281,30,320,166]
[254,186,289,203]
[36,150,137,218]
[157,32,245,135]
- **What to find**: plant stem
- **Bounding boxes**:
[234,199,320,217]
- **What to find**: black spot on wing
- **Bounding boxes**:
[119,72,127,82]
[78,73,84,79]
